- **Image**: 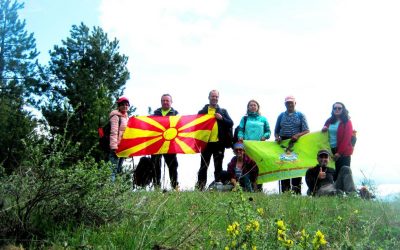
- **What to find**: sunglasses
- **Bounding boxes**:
[333,107,342,111]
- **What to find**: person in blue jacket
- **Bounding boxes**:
[237,99,270,191]
[237,99,271,142]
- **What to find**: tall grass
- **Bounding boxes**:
[48,190,400,249]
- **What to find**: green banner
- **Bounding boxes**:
[243,132,334,184]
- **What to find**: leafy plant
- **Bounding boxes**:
[0,132,131,247]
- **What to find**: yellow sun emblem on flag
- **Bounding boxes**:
[116,114,218,157]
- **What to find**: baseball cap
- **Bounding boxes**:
[285,95,296,103]
[317,149,330,157]
[117,97,130,105]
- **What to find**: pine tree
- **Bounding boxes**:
[43,23,130,162]
[0,0,39,173]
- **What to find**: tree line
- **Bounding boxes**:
[0,0,131,173]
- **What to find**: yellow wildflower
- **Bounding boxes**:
[277,229,286,241]
[227,222,240,236]
[283,239,294,248]
[301,228,309,241]
[252,220,260,232]
[241,243,247,249]
[257,208,264,216]
[252,245,257,250]
[312,230,327,249]
[276,220,286,230]
[354,209,359,214]
[225,246,229,250]
[231,240,237,247]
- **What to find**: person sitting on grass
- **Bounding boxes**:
[227,143,259,192]
[305,149,356,196]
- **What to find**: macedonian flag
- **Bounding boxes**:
[116,114,217,157]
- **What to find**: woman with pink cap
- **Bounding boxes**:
[109,96,130,181]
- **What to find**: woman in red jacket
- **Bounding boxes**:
[322,102,354,181]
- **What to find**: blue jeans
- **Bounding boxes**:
[239,174,254,192]
[109,151,124,182]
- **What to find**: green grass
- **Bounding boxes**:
[46,190,400,249]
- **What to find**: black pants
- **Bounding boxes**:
[331,148,351,181]
[278,136,302,194]
[151,154,179,188]
[280,177,302,194]
[197,142,225,190]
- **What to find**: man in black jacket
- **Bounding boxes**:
[151,94,179,189]
[306,149,355,196]
[196,90,234,190]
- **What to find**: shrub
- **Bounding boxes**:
[0,133,131,246]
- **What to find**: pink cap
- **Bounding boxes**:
[284,95,296,103]
[117,97,130,105]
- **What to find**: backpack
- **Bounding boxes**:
[98,115,121,153]
[351,130,357,147]
[133,156,155,188]
[232,116,248,144]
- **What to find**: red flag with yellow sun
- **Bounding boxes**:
[116,114,218,157]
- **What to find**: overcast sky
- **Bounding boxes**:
[22,0,400,196]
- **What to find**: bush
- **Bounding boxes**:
[0,133,131,246]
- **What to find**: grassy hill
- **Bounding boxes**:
[44,190,399,249]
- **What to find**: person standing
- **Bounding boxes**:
[151,94,179,189]
[109,97,130,181]
[237,99,271,142]
[196,90,234,190]
[321,102,354,181]
[237,99,271,191]
[305,149,356,196]
[274,95,309,194]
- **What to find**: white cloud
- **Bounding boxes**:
[100,0,400,190]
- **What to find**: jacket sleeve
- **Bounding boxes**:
[263,117,271,139]
[274,113,282,135]
[220,109,234,127]
[237,117,245,139]
[338,120,353,155]
[109,115,120,150]
[227,159,236,179]
[305,168,317,192]
[299,112,310,132]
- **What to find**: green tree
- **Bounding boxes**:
[0,0,39,173]
[42,23,130,162]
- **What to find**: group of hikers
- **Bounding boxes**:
[107,89,356,196]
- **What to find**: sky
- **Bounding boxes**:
[21,0,400,196]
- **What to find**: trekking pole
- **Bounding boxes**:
[162,157,166,189]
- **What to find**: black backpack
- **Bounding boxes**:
[232,116,248,144]
[98,115,121,153]
[133,156,155,188]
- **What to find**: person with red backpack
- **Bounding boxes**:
[109,97,130,181]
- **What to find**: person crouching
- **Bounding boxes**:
[227,143,259,192]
